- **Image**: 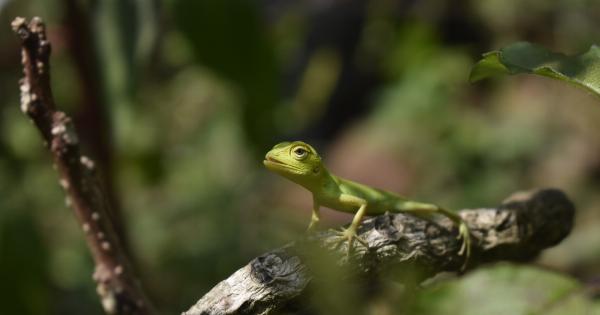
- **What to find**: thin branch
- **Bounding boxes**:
[183,189,575,315]
[11,17,154,315]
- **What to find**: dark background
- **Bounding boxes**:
[1,0,599,314]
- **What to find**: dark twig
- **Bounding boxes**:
[183,189,574,315]
[12,17,154,315]
[63,0,130,256]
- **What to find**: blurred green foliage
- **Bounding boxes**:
[411,264,600,315]
[1,0,600,314]
[171,0,279,151]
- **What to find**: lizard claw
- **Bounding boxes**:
[329,227,368,255]
[456,221,471,270]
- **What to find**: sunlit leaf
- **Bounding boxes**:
[470,42,600,98]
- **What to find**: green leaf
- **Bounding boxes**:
[470,42,600,98]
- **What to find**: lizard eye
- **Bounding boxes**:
[292,147,308,159]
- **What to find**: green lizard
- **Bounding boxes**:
[264,141,471,266]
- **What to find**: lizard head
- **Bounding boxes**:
[264,141,323,184]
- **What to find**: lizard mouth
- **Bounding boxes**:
[264,156,283,164]
[263,156,284,168]
[263,155,284,167]
[263,156,302,172]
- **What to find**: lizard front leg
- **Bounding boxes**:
[306,196,321,232]
[331,194,369,254]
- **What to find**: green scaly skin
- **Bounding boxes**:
[264,141,472,269]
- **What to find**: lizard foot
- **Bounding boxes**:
[329,227,368,255]
[456,221,472,270]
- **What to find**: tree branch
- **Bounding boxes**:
[183,189,574,315]
[11,17,154,315]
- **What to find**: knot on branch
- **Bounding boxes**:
[250,249,306,286]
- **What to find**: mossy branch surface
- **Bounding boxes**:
[11,16,154,315]
[184,189,574,315]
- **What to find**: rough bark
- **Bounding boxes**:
[184,189,574,315]
[11,17,154,315]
